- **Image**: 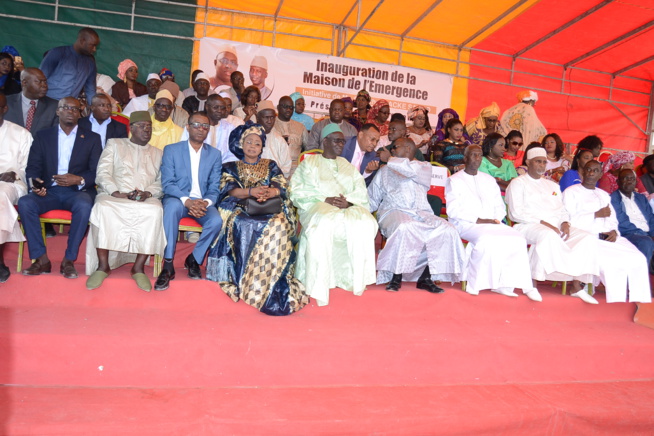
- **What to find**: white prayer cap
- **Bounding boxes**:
[194,72,210,84]
[256,100,276,114]
[96,73,115,93]
[526,147,547,160]
[517,90,538,102]
[155,89,174,103]
[216,44,237,59]
[250,56,268,70]
[146,73,162,82]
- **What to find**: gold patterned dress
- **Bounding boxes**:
[206,158,308,315]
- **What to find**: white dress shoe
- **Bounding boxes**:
[571,290,599,304]
[491,288,519,298]
[524,289,543,302]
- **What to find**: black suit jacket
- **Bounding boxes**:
[25,125,103,193]
[78,116,128,146]
[4,93,59,136]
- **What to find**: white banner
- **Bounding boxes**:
[199,37,453,126]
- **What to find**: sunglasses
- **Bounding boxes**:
[188,122,210,130]
[510,141,524,146]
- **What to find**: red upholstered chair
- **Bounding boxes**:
[298,149,323,162]
[17,210,73,272]
[111,113,130,134]
[153,217,203,277]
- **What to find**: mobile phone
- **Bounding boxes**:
[29,178,45,190]
[599,233,609,241]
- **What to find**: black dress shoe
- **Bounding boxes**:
[154,269,175,291]
[386,273,402,292]
[60,259,78,279]
[417,279,444,294]
[184,254,202,280]
[22,259,52,276]
[0,264,10,283]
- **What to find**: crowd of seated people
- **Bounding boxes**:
[0,27,652,315]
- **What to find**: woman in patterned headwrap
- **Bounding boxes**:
[110,59,147,108]
[407,106,432,155]
[353,89,371,125]
[0,52,20,95]
[366,99,391,136]
[464,102,504,147]
[206,123,308,316]
[432,108,460,142]
[500,90,547,146]
[598,151,647,194]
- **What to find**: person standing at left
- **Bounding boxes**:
[40,28,100,101]
[18,97,102,278]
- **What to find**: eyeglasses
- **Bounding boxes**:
[188,122,210,130]
[218,58,238,68]
[510,141,524,146]
[329,138,346,145]
[58,105,81,112]
[279,104,294,110]
[154,103,173,110]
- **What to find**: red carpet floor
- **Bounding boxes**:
[1,234,654,434]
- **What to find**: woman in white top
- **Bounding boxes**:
[542,133,571,183]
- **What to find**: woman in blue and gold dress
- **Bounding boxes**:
[206,123,308,315]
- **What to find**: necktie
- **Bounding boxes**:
[25,100,36,131]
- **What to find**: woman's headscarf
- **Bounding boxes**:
[466,102,500,132]
[117,59,137,81]
[407,106,428,121]
[517,90,538,103]
[604,151,635,174]
[367,99,390,123]
[0,46,19,57]
[356,89,371,102]
[289,92,304,103]
[228,122,267,160]
[436,108,459,130]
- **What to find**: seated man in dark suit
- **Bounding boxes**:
[77,93,128,148]
[4,68,58,136]
[341,123,380,186]
[155,112,223,291]
[610,168,654,271]
[18,97,102,278]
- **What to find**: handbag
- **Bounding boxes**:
[238,196,282,216]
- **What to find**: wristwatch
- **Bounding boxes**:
[79,177,85,186]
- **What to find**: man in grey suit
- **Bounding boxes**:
[4,68,59,136]
[155,112,223,291]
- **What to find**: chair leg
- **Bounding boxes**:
[461,281,467,292]
[16,241,23,273]
[562,281,567,295]
[153,254,161,278]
